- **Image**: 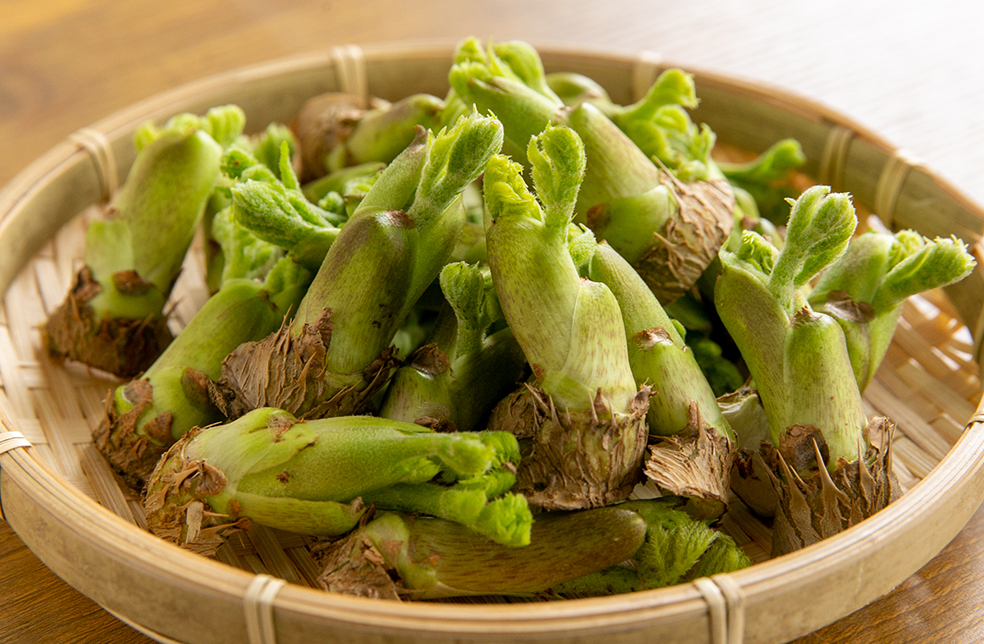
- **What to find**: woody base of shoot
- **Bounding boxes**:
[489,383,650,510]
[208,308,401,420]
[763,417,902,556]
[45,268,173,378]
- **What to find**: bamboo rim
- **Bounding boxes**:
[0,41,982,644]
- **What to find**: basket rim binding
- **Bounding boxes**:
[1,41,983,644]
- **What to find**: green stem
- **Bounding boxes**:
[783,309,866,466]
[587,241,732,439]
[95,258,310,487]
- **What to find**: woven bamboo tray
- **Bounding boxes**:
[2,42,984,644]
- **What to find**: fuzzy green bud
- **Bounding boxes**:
[769,186,857,312]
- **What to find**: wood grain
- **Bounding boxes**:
[2,1,984,643]
[0,520,151,644]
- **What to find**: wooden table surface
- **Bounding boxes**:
[2,1,984,642]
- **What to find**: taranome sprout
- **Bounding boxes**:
[484,125,650,510]
[315,505,647,600]
[94,256,311,489]
[316,498,748,600]
[203,122,298,293]
[46,106,245,377]
[809,226,976,392]
[550,499,749,596]
[546,69,807,224]
[208,111,504,420]
[716,139,807,225]
[449,38,735,305]
[223,142,347,272]
[95,138,362,488]
[378,261,527,433]
[715,186,904,554]
[144,408,532,554]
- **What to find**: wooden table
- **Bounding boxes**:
[2,2,983,642]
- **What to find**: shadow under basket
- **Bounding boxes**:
[2,42,984,644]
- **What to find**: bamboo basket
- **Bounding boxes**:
[1,42,984,644]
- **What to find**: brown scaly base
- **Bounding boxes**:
[207,308,401,420]
[631,175,735,305]
[143,428,250,557]
[488,383,650,510]
[92,369,211,491]
[644,401,736,518]
[763,417,903,557]
[730,447,779,519]
[45,267,173,379]
[93,380,172,491]
[312,528,403,601]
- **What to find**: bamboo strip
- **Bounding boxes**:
[38,356,87,425]
[738,542,770,567]
[246,526,302,585]
[631,50,664,102]
[694,578,728,644]
[723,501,773,556]
[894,361,977,424]
[718,514,753,548]
[228,531,307,556]
[818,126,853,191]
[128,500,147,530]
[78,444,139,524]
[873,362,946,423]
[32,257,66,315]
[242,554,270,576]
[892,457,920,491]
[22,443,55,472]
[863,380,953,461]
[930,416,966,446]
[894,326,971,393]
[6,272,46,363]
[215,544,243,570]
[882,338,912,369]
[0,431,31,456]
[103,608,185,644]
[873,149,921,228]
[67,127,119,202]
[718,515,770,565]
[52,209,93,286]
[711,575,746,644]
[31,389,86,479]
[243,575,285,644]
[285,548,320,589]
[934,344,980,385]
[16,367,46,390]
[0,328,34,423]
[76,385,113,432]
[892,436,939,479]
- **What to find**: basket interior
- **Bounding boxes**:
[0,192,980,600]
[1,46,982,609]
